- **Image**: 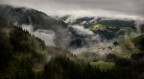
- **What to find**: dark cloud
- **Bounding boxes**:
[0,0,144,17]
[50,0,143,15]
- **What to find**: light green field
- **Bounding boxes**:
[90,61,115,72]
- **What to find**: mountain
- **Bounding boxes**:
[0,5,142,52]
[0,16,43,78]
[0,5,94,49]
[0,5,71,48]
[0,5,67,29]
[1,5,144,79]
[0,16,75,79]
[56,15,138,40]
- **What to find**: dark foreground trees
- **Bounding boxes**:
[42,54,144,79]
[1,16,144,79]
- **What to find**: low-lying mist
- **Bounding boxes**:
[22,24,56,46]
[2,5,144,61]
[20,23,141,59]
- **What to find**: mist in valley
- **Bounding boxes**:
[0,0,144,79]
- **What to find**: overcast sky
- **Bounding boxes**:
[0,0,144,18]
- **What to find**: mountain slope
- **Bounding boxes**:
[0,16,75,79]
[57,15,138,40]
[0,16,44,79]
[0,5,71,47]
[0,5,142,53]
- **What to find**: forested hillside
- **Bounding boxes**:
[1,5,144,79]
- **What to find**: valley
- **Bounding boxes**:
[0,5,144,79]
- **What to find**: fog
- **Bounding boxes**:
[0,0,144,19]
[22,24,56,46]
[69,25,94,36]
[1,0,144,59]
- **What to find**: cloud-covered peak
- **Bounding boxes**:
[0,0,144,19]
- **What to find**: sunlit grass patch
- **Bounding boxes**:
[90,61,115,72]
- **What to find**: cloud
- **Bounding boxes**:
[21,24,56,46]
[0,0,144,18]
[69,25,94,36]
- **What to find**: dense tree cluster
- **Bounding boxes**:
[0,14,144,79]
[0,17,45,79]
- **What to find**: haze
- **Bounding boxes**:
[0,0,144,19]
